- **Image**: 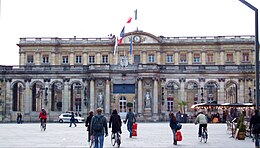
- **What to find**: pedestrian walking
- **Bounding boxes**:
[17,113,23,124]
[169,112,178,145]
[69,112,77,127]
[250,109,260,148]
[90,108,108,148]
[124,108,136,138]
[85,111,94,142]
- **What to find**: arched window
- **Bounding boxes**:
[12,82,24,111]
[71,82,82,111]
[51,82,63,111]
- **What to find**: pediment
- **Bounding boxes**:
[122,31,161,44]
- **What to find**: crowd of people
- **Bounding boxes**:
[29,106,260,148]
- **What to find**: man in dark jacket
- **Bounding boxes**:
[250,109,260,148]
[109,109,122,138]
[85,111,94,142]
[69,112,77,127]
[124,108,136,138]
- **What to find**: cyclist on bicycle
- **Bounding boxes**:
[39,108,47,128]
[109,109,122,139]
[195,111,208,137]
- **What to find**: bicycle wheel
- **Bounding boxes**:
[201,131,207,143]
[89,136,95,148]
[111,133,116,146]
[116,133,121,148]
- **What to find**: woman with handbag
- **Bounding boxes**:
[169,112,178,145]
[250,109,260,148]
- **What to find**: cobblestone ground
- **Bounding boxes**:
[0,122,254,148]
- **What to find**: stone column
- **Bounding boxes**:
[142,51,147,64]
[239,78,245,103]
[90,78,95,112]
[51,52,56,65]
[199,78,205,103]
[235,49,241,65]
[62,78,70,112]
[105,79,110,114]
[137,77,143,114]
[43,78,51,110]
[220,50,225,65]
[83,51,88,65]
[153,78,158,114]
[246,78,253,103]
[218,78,225,104]
[19,51,25,66]
[35,51,40,65]
[69,51,74,65]
[82,78,88,114]
[174,51,179,65]
[96,52,101,64]
[188,51,192,65]
[24,79,31,114]
[156,51,161,65]
[4,79,12,121]
[201,50,206,64]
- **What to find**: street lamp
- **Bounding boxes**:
[239,0,259,109]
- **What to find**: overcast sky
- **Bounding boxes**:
[0,0,259,65]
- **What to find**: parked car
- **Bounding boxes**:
[58,113,85,123]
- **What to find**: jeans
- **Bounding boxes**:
[127,122,133,137]
[172,129,176,143]
[198,124,207,137]
[69,119,77,127]
[255,133,259,147]
[94,135,104,148]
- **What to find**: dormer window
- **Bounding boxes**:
[27,55,34,64]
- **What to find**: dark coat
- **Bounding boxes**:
[85,114,93,131]
[170,118,178,130]
[109,113,122,133]
[250,114,260,134]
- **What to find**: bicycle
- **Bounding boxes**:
[40,120,46,131]
[111,132,121,148]
[200,127,208,143]
[89,135,95,148]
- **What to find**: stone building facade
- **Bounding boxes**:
[0,31,256,122]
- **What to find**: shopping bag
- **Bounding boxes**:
[132,123,138,136]
[176,130,182,141]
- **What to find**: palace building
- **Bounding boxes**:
[0,30,256,122]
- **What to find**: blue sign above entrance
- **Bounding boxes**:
[113,84,135,94]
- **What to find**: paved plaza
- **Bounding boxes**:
[0,122,255,148]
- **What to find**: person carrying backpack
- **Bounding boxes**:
[90,108,108,148]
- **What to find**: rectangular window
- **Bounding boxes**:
[167,97,174,111]
[42,55,49,63]
[148,54,155,63]
[226,53,233,62]
[89,56,95,64]
[27,55,34,63]
[166,55,174,63]
[75,55,82,64]
[207,53,214,63]
[134,55,140,64]
[193,53,200,63]
[180,53,187,63]
[62,56,69,64]
[242,52,249,62]
[102,55,109,63]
